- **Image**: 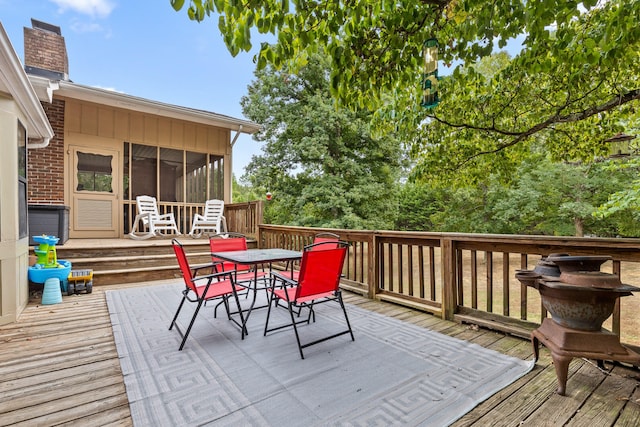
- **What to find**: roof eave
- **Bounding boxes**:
[0,24,54,148]
[28,77,261,134]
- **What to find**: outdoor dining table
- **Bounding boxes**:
[210,248,302,336]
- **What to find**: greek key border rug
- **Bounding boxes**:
[107,283,533,426]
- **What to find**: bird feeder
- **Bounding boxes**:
[421,38,440,108]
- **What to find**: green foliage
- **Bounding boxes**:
[388,1,640,184]
[240,53,404,229]
[395,183,442,231]
[594,156,640,236]
[172,0,640,232]
[498,159,629,237]
[172,1,628,104]
[397,157,638,237]
[172,0,640,185]
[231,174,261,202]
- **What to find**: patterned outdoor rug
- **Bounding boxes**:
[107,283,534,426]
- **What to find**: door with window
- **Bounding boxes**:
[69,145,119,238]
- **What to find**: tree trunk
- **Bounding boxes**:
[574,217,584,237]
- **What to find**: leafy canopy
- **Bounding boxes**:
[169,1,637,104]
[397,157,640,237]
[240,53,403,229]
[171,0,640,182]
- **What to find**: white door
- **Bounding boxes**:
[69,145,119,238]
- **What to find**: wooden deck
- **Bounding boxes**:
[1,281,639,426]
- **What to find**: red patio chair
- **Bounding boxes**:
[264,241,354,359]
[280,232,341,281]
[310,231,341,245]
[209,233,269,288]
[169,239,245,350]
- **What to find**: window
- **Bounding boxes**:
[186,151,207,203]
[18,121,26,178]
[208,155,224,200]
[160,148,183,202]
[18,121,27,239]
[124,142,224,203]
[76,152,113,192]
[129,143,157,199]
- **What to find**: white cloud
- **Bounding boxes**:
[69,20,103,33]
[50,0,116,18]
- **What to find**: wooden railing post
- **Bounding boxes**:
[368,232,378,299]
[254,200,264,236]
[441,237,456,321]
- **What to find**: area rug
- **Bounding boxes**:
[106,283,534,426]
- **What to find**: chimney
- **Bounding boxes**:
[23,19,69,81]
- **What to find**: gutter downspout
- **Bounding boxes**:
[27,137,51,149]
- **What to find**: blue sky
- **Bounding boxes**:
[1,0,264,178]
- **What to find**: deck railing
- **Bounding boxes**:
[123,200,264,239]
[124,201,640,347]
[225,201,263,239]
[258,225,640,347]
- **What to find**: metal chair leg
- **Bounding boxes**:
[178,298,205,351]
[169,292,188,330]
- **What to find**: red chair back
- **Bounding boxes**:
[172,239,196,292]
[210,235,249,272]
[295,246,347,299]
[310,233,340,250]
[310,238,339,250]
[304,234,341,253]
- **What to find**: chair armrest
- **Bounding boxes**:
[190,269,235,284]
[157,212,176,220]
[271,271,297,287]
[133,212,151,222]
[193,213,205,221]
[191,262,224,276]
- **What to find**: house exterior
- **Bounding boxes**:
[24,19,260,240]
[0,19,259,325]
[0,22,55,324]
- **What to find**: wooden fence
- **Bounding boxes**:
[136,202,640,346]
[224,201,263,239]
[258,224,640,347]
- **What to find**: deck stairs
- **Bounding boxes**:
[37,238,258,286]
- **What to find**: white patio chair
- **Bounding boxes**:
[129,195,181,240]
[188,199,228,238]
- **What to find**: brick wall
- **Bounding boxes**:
[23,26,68,76]
[28,98,65,204]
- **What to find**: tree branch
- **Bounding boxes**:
[436,89,640,169]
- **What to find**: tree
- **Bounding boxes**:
[495,158,630,237]
[240,53,403,229]
[395,154,638,236]
[231,174,261,202]
[171,1,639,179]
[594,156,640,237]
[395,182,442,231]
[402,30,638,184]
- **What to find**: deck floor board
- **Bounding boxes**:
[0,281,637,426]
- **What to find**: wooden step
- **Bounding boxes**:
[68,252,212,272]
[31,238,256,287]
